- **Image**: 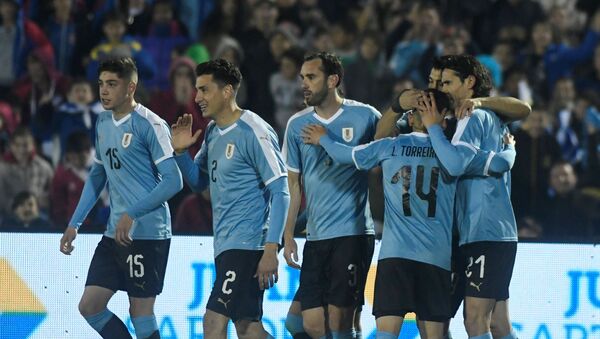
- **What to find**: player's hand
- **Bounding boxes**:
[171,114,202,154]
[115,213,134,246]
[283,237,301,269]
[255,243,279,290]
[455,98,482,120]
[503,133,516,146]
[60,226,78,255]
[419,92,444,128]
[301,124,326,145]
[399,89,422,110]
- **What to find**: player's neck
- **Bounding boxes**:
[314,92,343,119]
[214,102,242,128]
[112,99,137,120]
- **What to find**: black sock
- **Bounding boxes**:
[293,333,312,339]
[98,315,133,339]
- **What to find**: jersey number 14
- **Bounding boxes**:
[395,165,439,217]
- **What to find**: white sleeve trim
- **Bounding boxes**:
[351,145,367,170]
[264,173,288,186]
[154,154,173,165]
[453,141,478,154]
[286,165,300,173]
[93,157,102,164]
[483,151,495,176]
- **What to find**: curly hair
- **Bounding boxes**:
[441,54,493,97]
[195,58,242,90]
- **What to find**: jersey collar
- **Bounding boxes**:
[111,103,139,126]
[311,99,346,125]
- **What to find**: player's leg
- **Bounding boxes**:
[376,316,404,338]
[417,320,444,339]
[463,241,517,339]
[353,235,375,339]
[299,239,330,338]
[352,307,362,339]
[414,260,452,339]
[327,236,371,338]
[81,237,131,338]
[229,250,274,338]
[203,309,229,339]
[490,300,517,339]
[124,239,170,339]
[286,298,312,339]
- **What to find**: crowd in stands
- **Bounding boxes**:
[0,0,599,241]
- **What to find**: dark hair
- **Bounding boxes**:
[103,10,127,26]
[423,88,453,112]
[98,57,138,81]
[65,131,92,154]
[68,77,92,92]
[304,52,344,88]
[281,46,306,68]
[441,54,493,97]
[195,58,242,90]
[12,191,35,211]
[431,56,446,70]
[10,126,33,143]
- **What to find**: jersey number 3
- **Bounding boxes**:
[397,165,439,217]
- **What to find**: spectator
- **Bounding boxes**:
[86,11,156,83]
[173,190,212,235]
[1,191,53,231]
[345,30,395,110]
[138,0,189,91]
[44,0,93,76]
[270,46,304,137]
[12,48,69,159]
[125,0,152,36]
[50,131,107,231]
[511,108,563,219]
[149,56,209,156]
[52,78,102,165]
[0,126,53,215]
[0,0,53,95]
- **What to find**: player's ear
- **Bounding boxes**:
[127,81,136,96]
[327,74,339,89]
[466,75,476,90]
[223,84,234,98]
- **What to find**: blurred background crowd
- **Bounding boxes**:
[0,0,598,242]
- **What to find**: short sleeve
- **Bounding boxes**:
[352,138,394,170]
[282,122,302,173]
[145,120,175,165]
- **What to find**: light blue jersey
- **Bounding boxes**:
[90,104,176,239]
[186,110,288,257]
[283,99,380,241]
[440,108,518,245]
[352,133,456,269]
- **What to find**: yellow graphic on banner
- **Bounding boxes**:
[0,258,46,312]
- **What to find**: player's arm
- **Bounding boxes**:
[421,93,479,177]
[60,162,107,254]
[455,97,531,122]
[302,124,389,170]
[466,133,516,176]
[283,171,302,269]
[375,89,421,139]
[126,158,183,218]
[171,114,209,192]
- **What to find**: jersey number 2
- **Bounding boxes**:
[399,165,439,217]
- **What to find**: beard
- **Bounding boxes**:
[305,84,329,106]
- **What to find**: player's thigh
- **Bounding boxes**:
[85,237,124,293]
[79,285,115,316]
[288,300,302,316]
[299,239,331,311]
[203,309,229,337]
[206,250,264,321]
[328,236,369,307]
[118,239,171,298]
[234,319,267,339]
[464,296,495,321]
[372,258,415,319]
[462,241,516,300]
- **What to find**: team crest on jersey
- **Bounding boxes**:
[225,143,235,159]
[342,127,354,142]
[122,133,133,148]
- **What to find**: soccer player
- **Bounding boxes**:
[375,56,531,139]
[301,88,516,339]
[421,55,520,339]
[170,59,289,338]
[59,57,183,339]
[282,52,380,339]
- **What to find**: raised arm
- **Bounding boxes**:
[171,114,209,192]
[455,97,531,123]
[375,89,422,139]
